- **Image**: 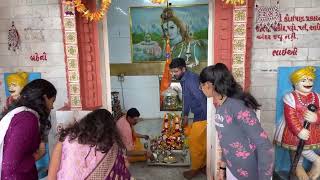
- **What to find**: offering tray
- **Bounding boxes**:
[147,149,191,167]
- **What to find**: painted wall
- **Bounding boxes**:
[107,0,208,118]
[250,0,320,136]
[0,0,68,112]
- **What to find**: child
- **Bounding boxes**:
[48,109,132,180]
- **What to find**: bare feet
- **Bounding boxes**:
[295,164,309,180]
[308,158,320,180]
[183,169,199,180]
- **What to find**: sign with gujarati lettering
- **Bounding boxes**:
[30,52,47,61]
[255,8,320,56]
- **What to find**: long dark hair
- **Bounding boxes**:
[199,63,260,110]
[58,109,124,152]
[4,79,57,140]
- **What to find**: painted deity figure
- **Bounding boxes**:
[160,8,207,68]
[274,66,320,180]
[133,33,162,61]
[3,72,28,112]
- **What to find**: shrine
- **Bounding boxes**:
[1,0,320,179]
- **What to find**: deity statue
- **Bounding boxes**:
[160,8,207,68]
[274,66,320,180]
[3,72,28,112]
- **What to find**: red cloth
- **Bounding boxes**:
[281,92,320,150]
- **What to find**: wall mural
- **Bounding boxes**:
[130,4,208,68]
[3,72,41,98]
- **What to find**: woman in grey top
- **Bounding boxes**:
[199,63,274,180]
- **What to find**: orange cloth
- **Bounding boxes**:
[160,37,172,105]
[184,125,191,137]
[127,132,147,162]
[116,115,147,162]
[189,120,207,170]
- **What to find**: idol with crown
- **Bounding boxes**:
[274,66,320,180]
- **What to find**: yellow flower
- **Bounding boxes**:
[151,0,167,4]
[223,0,245,5]
[74,0,111,21]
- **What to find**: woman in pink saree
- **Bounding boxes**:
[48,109,132,180]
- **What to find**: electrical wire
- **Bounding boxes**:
[119,77,126,111]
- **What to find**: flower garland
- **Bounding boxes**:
[223,0,246,6]
[160,113,183,150]
[151,0,167,4]
[71,0,111,21]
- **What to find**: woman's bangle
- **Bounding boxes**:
[219,167,226,170]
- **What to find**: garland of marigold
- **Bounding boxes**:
[223,0,245,6]
[73,0,111,21]
[151,0,167,4]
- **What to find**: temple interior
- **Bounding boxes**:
[1,0,320,179]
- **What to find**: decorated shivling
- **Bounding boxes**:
[152,113,184,151]
[148,113,189,165]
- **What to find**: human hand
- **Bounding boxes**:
[298,129,310,140]
[304,110,317,123]
[124,155,130,168]
[146,151,156,161]
[33,142,46,160]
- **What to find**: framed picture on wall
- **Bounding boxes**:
[129,4,208,67]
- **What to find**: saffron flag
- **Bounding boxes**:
[160,37,172,105]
